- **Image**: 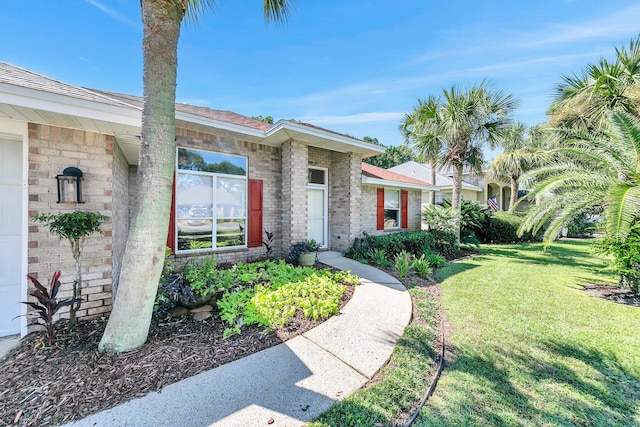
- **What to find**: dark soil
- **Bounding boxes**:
[0,263,354,427]
[583,284,640,307]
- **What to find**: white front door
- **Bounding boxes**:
[307,167,328,248]
[308,188,326,246]
[0,137,23,337]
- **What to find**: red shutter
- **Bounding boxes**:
[166,172,176,253]
[376,187,385,230]
[401,190,408,229]
[248,179,263,248]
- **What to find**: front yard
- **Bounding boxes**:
[417,240,640,426]
[312,240,640,426]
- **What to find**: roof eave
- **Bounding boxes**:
[0,82,142,128]
[265,120,385,157]
[362,176,437,191]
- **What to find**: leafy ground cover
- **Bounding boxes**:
[415,240,640,426]
[0,262,356,426]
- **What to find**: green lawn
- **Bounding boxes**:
[418,240,640,426]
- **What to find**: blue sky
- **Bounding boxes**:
[2,1,640,153]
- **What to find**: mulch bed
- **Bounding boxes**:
[583,284,640,307]
[0,264,354,427]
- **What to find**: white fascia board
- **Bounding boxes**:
[175,111,266,138]
[268,120,386,154]
[0,83,141,128]
[461,182,483,191]
[362,176,437,191]
[437,183,483,193]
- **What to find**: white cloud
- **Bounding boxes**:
[177,98,211,106]
[514,4,640,48]
[85,0,139,29]
[406,3,640,68]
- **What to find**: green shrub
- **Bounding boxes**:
[394,250,413,278]
[185,256,219,298]
[352,230,457,259]
[344,246,370,264]
[426,230,459,257]
[595,224,640,293]
[368,248,392,268]
[422,204,457,234]
[217,288,260,338]
[215,263,359,337]
[250,274,346,327]
[442,199,491,236]
[476,212,537,244]
[423,250,446,268]
[566,213,598,238]
[410,254,433,277]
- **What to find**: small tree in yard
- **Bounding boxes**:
[32,212,108,327]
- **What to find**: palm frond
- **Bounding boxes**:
[606,184,640,240]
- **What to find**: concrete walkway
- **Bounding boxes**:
[64,252,412,427]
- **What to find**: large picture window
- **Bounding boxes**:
[176,148,247,252]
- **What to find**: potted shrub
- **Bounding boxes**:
[288,239,321,266]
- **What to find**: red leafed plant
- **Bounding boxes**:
[23,272,83,345]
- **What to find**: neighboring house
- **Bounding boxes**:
[0,62,431,338]
[390,160,516,213]
[361,163,437,233]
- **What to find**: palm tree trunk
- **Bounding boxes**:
[509,175,519,212]
[451,161,463,245]
[429,158,437,205]
[99,1,183,353]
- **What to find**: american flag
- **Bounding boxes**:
[487,196,499,211]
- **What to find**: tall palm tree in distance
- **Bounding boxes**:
[401,96,442,204]
[488,122,547,211]
[99,0,292,353]
[409,82,518,242]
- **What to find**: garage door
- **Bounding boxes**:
[0,137,22,337]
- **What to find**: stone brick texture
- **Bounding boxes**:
[27,124,113,323]
[361,185,422,237]
[27,121,420,323]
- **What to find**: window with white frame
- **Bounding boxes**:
[384,189,401,229]
[176,147,247,252]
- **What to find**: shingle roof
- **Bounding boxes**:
[293,120,362,141]
[0,61,373,141]
[91,90,272,131]
[0,62,132,108]
[389,161,483,191]
[361,162,431,186]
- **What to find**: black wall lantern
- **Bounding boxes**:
[56,167,84,203]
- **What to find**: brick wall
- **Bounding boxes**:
[111,142,130,297]
[407,189,422,230]
[329,152,362,252]
[27,124,113,321]
[281,140,308,250]
[173,127,283,263]
[361,185,422,237]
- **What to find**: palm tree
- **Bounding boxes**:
[519,111,640,248]
[548,35,640,133]
[99,0,292,353]
[488,123,547,211]
[400,96,442,204]
[410,82,518,242]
